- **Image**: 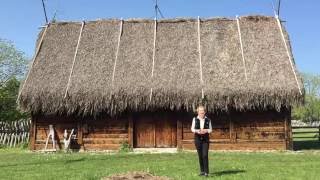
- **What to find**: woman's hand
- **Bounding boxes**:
[197,129,208,134]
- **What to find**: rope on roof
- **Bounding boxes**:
[110,19,123,99]
[17,24,49,102]
[64,21,85,98]
[275,15,302,95]
[236,16,248,81]
[197,16,204,99]
[149,18,157,102]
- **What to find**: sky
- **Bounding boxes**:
[0,0,319,74]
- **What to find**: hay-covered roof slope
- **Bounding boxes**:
[17,15,304,116]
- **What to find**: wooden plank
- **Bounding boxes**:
[183,129,230,140]
[128,115,133,148]
[30,116,37,150]
[83,138,128,144]
[235,126,285,132]
[182,141,286,150]
[230,118,236,143]
[77,118,83,149]
[83,144,120,151]
[236,131,285,140]
[84,134,128,138]
[177,117,182,149]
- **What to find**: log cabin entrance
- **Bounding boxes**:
[133,111,177,148]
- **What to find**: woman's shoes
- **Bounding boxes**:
[199,172,209,177]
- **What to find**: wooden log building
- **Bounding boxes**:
[17,16,304,151]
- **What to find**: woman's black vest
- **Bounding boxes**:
[194,117,210,129]
[194,117,211,142]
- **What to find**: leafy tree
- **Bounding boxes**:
[292,73,320,123]
[0,77,29,122]
[0,38,28,87]
[0,38,29,122]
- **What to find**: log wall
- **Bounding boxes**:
[181,108,292,150]
[32,114,128,151]
[30,108,292,151]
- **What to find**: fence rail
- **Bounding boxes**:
[292,126,320,141]
[0,119,31,147]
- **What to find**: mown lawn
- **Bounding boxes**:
[0,148,320,180]
[293,128,320,150]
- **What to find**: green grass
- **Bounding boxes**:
[1,148,320,180]
[293,128,319,141]
[293,128,320,150]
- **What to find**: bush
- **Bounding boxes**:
[119,140,132,153]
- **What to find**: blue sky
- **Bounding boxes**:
[0,0,319,74]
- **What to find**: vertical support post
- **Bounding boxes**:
[177,116,183,149]
[153,121,156,148]
[77,118,83,150]
[284,107,293,150]
[30,115,37,150]
[229,117,237,143]
[284,114,288,149]
[288,115,293,150]
[128,115,133,148]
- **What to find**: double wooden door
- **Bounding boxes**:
[133,112,177,148]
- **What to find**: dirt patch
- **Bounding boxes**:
[101,171,171,180]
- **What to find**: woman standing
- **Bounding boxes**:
[191,105,212,177]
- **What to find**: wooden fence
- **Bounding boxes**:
[0,119,31,147]
[292,126,320,141]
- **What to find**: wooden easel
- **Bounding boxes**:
[63,129,75,152]
[44,125,57,152]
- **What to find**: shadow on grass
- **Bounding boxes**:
[211,169,246,176]
[293,140,320,150]
[0,157,86,168]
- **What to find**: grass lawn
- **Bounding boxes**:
[293,128,320,150]
[1,148,320,180]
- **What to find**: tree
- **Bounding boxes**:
[0,38,28,87]
[0,38,29,122]
[0,77,28,122]
[292,73,320,123]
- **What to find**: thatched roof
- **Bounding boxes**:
[17,15,304,116]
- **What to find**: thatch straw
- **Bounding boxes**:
[17,16,304,116]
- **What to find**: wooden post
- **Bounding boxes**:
[77,118,83,150]
[128,115,133,148]
[229,118,236,143]
[284,107,293,150]
[177,117,182,149]
[30,115,37,150]
[284,115,288,149]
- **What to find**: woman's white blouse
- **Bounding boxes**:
[190,116,212,133]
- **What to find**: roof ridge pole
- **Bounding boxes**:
[236,15,248,81]
[149,18,157,102]
[17,24,49,103]
[275,15,302,95]
[110,18,124,99]
[197,16,204,99]
[64,21,85,98]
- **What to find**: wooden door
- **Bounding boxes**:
[155,113,177,147]
[134,115,155,148]
[133,111,177,148]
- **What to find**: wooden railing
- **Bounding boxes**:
[292,126,320,141]
[0,119,31,147]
